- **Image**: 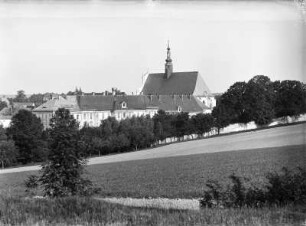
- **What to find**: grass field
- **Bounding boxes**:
[0,144,305,225]
[0,124,305,225]
[1,196,305,226]
[1,144,305,199]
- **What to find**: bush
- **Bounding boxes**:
[200,167,306,208]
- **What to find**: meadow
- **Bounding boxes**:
[0,144,305,198]
[0,144,305,225]
[1,196,305,226]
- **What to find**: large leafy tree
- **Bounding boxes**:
[120,116,154,151]
[14,90,28,103]
[0,126,18,169]
[274,80,306,117]
[28,93,45,107]
[191,113,214,136]
[153,110,175,140]
[173,112,192,139]
[212,97,232,133]
[40,108,92,197]
[7,109,47,164]
[211,82,248,132]
[243,75,275,126]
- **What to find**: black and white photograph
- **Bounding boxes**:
[0,0,305,225]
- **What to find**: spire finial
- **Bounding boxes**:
[164,41,173,79]
[166,40,171,62]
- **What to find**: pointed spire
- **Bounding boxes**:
[164,41,173,79]
[166,40,172,63]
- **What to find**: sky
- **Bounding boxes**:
[0,0,305,95]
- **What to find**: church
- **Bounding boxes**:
[141,44,216,110]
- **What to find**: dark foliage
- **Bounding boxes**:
[7,110,47,164]
[191,113,214,136]
[28,93,45,107]
[172,112,192,139]
[153,110,176,140]
[212,76,306,129]
[39,108,96,198]
[243,75,275,126]
[13,90,28,103]
[200,167,306,208]
[0,126,18,169]
[274,80,306,118]
[0,100,7,111]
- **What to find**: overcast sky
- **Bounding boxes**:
[0,0,305,95]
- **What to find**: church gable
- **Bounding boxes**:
[142,71,199,95]
[141,44,211,96]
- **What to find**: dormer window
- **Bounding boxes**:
[177,106,182,112]
[121,101,127,109]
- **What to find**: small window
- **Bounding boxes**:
[121,102,127,109]
[178,106,182,112]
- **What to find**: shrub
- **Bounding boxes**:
[200,167,306,208]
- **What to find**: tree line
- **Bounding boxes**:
[212,75,306,131]
[0,75,305,168]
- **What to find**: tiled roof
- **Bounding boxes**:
[77,95,158,111]
[141,71,211,96]
[78,96,114,111]
[150,95,208,113]
[13,102,35,108]
[33,95,207,114]
[33,96,79,112]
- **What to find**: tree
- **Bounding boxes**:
[0,126,18,169]
[172,112,192,139]
[191,113,214,136]
[39,108,92,197]
[212,98,232,134]
[7,109,47,164]
[274,80,306,118]
[0,100,7,111]
[0,140,18,169]
[28,93,44,107]
[243,75,275,126]
[153,110,175,140]
[120,116,154,151]
[223,82,250,123]
[14,90,28,103]
[211,82,249,133]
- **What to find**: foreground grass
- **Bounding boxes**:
[0,145,305,198]
[1,196,305,226]
[87,144,306,198]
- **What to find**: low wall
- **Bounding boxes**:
[157,113,306,145]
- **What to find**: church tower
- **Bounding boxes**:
[164,42,173,79]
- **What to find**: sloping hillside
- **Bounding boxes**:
[0,123,305,174]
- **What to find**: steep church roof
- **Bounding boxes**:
[141,71,211,96]
[141,44,211,96]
